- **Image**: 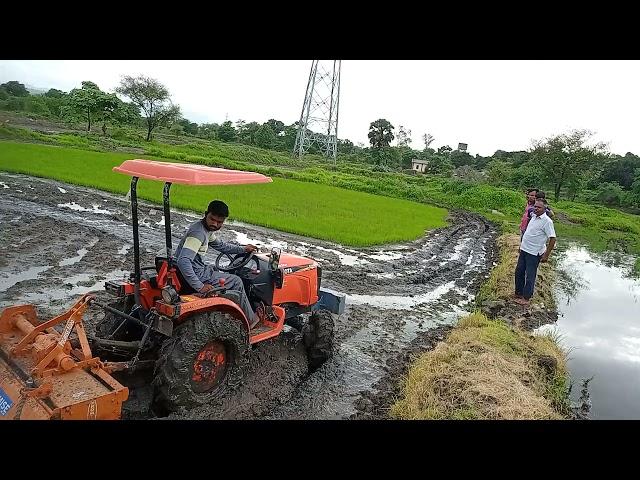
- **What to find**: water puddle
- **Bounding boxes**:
[367,251,404,262]
[0,265,53,292]
[347,281,455,310]
[57,202,112,215]
[20,269,130,303]
[311,245,365,266]
[58,238,100,266]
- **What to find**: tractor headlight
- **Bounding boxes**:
[161,286,180,304]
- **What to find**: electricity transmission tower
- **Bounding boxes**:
[294,60,341,161]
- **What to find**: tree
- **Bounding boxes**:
[65,81,132,134]
[337,138,356,155]
[237,121,260,144]
[0,81,29,97]
[422,133,435,150]
[510,162,545,191]
[44,88,66,98]
[437,145,452,155]
[531,129,608,201]
[98,93,128,135]
[368,119,395,149]
[170,122,184,138]
[280,123,299,151]
[67,81,116,132]
[265,119,285,136]
[368,146,401,168]
[486,159,514,187]
[217,120,237,142]
[116,75,180,141]
[255,124,276,149]
[595,182,625,206]
[630,169,640,206]
[450,150,475,168]
[474,154,492,170]
[397,146,417,169]
[598,153,640,189]
[177,118,198,135]
[396,125,412,147]
[40,89,68,119]
[198,123,219,140]
[426,155,454,176]
[111,102,141,127]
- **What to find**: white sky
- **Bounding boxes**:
[1,60,639,157]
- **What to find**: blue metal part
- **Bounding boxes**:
[312,287,346,315]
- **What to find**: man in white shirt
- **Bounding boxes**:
[514,199,556,306]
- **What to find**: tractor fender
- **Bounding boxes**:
[175,295,250,332]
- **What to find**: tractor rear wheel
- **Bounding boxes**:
[302,309,334,371]
[152,310,249,414]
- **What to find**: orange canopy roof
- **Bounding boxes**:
[113,159,272,185]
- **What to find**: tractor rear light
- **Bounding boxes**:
[105,281,125,297]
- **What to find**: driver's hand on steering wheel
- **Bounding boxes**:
[244,244,258,253]
[199,284,214,294]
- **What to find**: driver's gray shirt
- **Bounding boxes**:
[174,219,245,291]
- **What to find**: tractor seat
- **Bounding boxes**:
[154,256,196,295]
[153,256,243,308]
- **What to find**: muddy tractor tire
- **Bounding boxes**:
[152,310,249,414]
[285,315,305,332]
[302,309,334,371]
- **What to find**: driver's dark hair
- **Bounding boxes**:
[207,200,229,218]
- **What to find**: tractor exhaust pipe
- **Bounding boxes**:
[163,182,173,284]
[130,176,141,307]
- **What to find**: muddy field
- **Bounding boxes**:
[0,172,499,419]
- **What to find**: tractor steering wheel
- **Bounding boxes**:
[214,251,256,273]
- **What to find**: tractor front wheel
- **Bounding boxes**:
[152,310,249,414]
[302,309,334,371]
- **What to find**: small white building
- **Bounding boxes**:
[412,159,429,173]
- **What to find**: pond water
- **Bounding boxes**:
[536,245,640,419]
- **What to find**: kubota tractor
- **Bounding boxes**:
[0,159,344,419]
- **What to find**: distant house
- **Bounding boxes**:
[412,159,429,173]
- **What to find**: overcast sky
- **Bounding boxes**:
[1,60,639,157]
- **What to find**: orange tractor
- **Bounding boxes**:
[0,160,344,419]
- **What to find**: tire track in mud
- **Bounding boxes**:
[0,172,498,419]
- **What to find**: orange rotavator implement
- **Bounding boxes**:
[0,159,344,420]
[0,295,128,420]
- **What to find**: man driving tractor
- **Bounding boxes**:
[174,200,263,328]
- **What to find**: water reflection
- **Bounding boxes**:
[537,245,640,419]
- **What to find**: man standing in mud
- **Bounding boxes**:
[174,200,264,328]
[514,199,556,306]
